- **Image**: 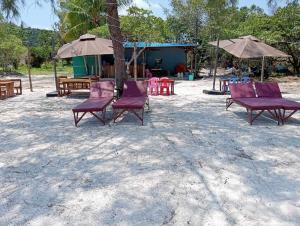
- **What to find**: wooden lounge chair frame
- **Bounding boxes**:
[71,81,115,127]
[73,105,108,127]
[112,98,150,125]
[112,81,149,125]
[226,97,282,125]
[254,82,300,125]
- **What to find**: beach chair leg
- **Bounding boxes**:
[90,112,105,125]
[131,109,144,125]
[73,111,87,127]
[248,110,264,125]
[281,109,297,124]
[146,98,150,110]
[226,98,233,110]
[113,109,126,123]
[267,109,281,125]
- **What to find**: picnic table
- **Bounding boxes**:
[0,81,14,99]
[60,78,91,96]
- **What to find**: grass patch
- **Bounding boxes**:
[16,63,73,76]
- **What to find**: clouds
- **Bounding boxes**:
[119,0,169,18]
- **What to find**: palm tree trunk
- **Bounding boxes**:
[106,0,126,96]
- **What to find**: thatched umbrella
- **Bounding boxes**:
[56,34,113,77]
[209,36,289,81]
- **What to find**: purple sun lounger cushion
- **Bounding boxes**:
[254,82,282,98]
[89,81,115,98]
[233,98,282,110]
[229,83,256,98]
[72,97,113,112]
[112,81,149,125]
[121,80,148,97]
[72,81,115,126]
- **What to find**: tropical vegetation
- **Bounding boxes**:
[0,0,299,77]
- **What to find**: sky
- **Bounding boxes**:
[16,0,286,30]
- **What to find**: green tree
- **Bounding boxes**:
[268,3,300,74]
[120,6,170,42]
[0,32,27,71]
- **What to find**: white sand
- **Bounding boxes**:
[0,76,300,226]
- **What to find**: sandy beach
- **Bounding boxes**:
[0,76,300,226]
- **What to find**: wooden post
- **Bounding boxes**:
[27,48,33,92]
[53,58,58,91]
[142,51,145,78]
[83,56,88,75]
[261,56,265,82]
[98,55,102,77]
[133,42,137,81]
[212,37,220,90]
[52,36,58,92]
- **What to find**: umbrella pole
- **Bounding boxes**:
[83,56,88,76]
[261,56,265,82]
[212,37,220,90]
[99,55,102,78]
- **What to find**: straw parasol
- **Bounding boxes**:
[56,34,113,59]
[209,36,289,81]
[56,34,114,77]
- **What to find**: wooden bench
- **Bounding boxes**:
[9,79,22,95]
[61,78,91,96]
[0,81,14,100]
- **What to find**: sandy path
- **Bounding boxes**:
[0,76,300,226]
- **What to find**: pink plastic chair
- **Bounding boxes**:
[148,77,159,95]
[160,77,171,95]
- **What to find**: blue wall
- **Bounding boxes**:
[125,47,186,73]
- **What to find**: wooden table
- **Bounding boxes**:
[61,78,91,96]
[0,81,14,98]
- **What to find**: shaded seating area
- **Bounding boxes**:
[226,82,300,125]
[112,81,149,125]
[72,81,115,126]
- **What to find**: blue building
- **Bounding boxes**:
[72,42,196,78]
[124,42,197,77]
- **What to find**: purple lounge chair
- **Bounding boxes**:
[255,82,300,124]
[112,81,149,125]
[226,83,282,125]
[72,81,115,127]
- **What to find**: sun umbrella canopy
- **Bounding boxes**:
[56,34,113,59]
[209,39,240,48]
[209,35,289,59]
[223,38,289,59]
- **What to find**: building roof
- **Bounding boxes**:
[123,42,197,48]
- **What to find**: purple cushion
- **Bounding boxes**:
[73,97,113,112]
[122,81,147,97]
[272,98,300,110]
[90,81,114,98]
[229,83,256,98]
[255,82,282,98]
[234,97,282,110]
[112,97,147,109]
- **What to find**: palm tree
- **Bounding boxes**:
[58,0,107,42]
[106,0,131,94]
[0,0,24,18]
[1,0,132,93]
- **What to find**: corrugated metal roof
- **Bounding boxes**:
[123,42,197,48]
